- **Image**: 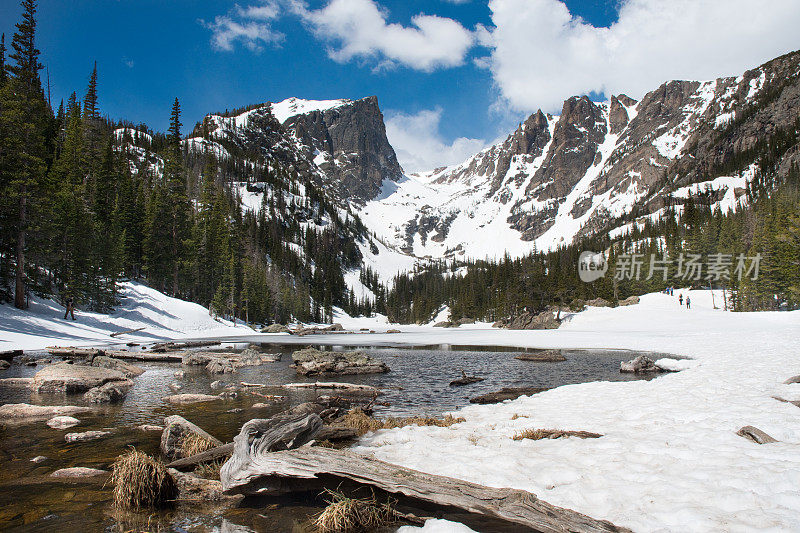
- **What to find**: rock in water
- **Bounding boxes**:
[0,403,93,422]
[65,430,111,442]
[620,355,660,373]
[46,415,81,429]
[291,348,389,376]
[33,362,128,394]
[84,379,134,403]
[182,352,213,366]
[515,350,566,362]
[90,355,144,377]
[163,394,220,404]
[51,467,108,478]
[470,387,549,404]
[206,358,235,374]
[236,347,264,367]
[161,415,223,461]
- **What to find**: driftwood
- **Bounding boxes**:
[46,347,104,358]
[470,386,549,404]
[151,340,220,352]
[107,350,185,362]
[109,327,145,338]
[220,413,323,486]
[736,425,778,444]
[166,442,235,471]
[450,370,485,387]
[515,350,566,362]
[221,447,631,533]
[282,382,380,394]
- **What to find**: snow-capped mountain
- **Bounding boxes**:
[361,50,800,261]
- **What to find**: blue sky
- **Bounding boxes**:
[2,0,798,173]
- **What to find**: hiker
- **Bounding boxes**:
[678,294,683,306]
[64,296,76,320]
[686,297,691,309]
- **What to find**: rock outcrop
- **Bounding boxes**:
[33,362,128,394]
[161,415,223,461]
[291,348,389,376]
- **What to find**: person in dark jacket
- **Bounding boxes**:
[678,294,683,306]
[64,296,76,320]
[686,297,691,309]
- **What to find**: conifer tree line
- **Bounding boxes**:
[0,0,373,324]
[384,167,800,323]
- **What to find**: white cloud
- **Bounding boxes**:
[485,0,800,112]
[293,0,475,71]
[205,1,283,52]
[385,108,487,173]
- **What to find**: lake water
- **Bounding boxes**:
[0,342,671,532]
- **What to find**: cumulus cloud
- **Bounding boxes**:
[385,109,487,173]
[485,0,800,112]
[205,1,284,52]
[293,0,475,71]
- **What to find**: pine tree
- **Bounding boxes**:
[0,0,51,308]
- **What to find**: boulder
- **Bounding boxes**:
[84,379,133,403]
[618,295,640,307]
[236,347,263,367]
[46,416,81,429]
[33,362,127,394]
[50,467,108,478]
[586,298,612,307]
[65,430,111,442]
[168,469,243,504]
[620,355,660,373]
[470,387,549,405]
[261,323,290,334]
[0,360,10,370]
[291,348,389,376]
[164,393,221,404]
[182,352,213,366]
[515,350,566,362]
[90,355,144,378]
[0,403,93,421]
[206,358,235,374]
[433,321,454,328]
[161,415,223,461]
[457,318,476,325]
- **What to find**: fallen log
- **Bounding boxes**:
[109,327,146,338]
[46,347,104,358]
[151,340,220,352]
[450,370,484,387]
[107,350,185,362]
[166,442,235,472]
[470,386,549,405]
[282,381,380,394]
[221,447,631,533]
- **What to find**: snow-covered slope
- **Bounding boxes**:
[0,281,253,351]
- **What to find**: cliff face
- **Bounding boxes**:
[357,50,800,261]
[281,96,404,203]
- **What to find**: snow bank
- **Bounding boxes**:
[0,281,252,351]
[349,290,800,532]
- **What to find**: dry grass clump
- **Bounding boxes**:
[110,448,178,509]
[510,413,529,420]
[180,433,215,458]
[194,458,227,480]
[335,409,465,436]
[315,489,397,533]
[512,428,602,441]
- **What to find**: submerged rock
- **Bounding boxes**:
[291,348,389,376]
[515,350,566,362]
[0,377,34,387]
[236,347,264,367]
[168,382,183,392]
[31,455,48,463]
[0,403,93,421]
[50,467,108,478]
[84,379,134,403]
[33,362,127,394]
[182,352,213,366]
[164,393,220,404]
[65,430,111,442]
[449,371,485,387]
[137,424,164,432]
[168,469,243,504]
[46,415,81,429]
